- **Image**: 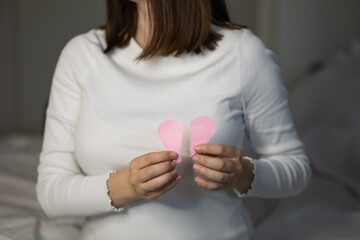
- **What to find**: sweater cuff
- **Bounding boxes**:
[87,171,125,214]
[233,156,257,198]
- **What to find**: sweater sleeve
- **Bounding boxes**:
[233,30,312,198]
[36,36,120,217]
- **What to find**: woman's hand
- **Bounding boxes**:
[128,151,181,200]
[107,151,181,209]
[192,144,254,193]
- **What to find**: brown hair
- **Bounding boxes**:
[100,0,246,62]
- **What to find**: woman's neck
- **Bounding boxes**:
[134,1,152,49]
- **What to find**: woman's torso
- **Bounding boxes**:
[73,26,254,240]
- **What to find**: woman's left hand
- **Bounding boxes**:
[192,144,254,193]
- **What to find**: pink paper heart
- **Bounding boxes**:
[190,116,216,157]
[158,120,184,163]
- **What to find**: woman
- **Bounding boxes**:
[36,0,312,239]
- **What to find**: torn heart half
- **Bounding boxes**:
[158,120,184,163]
[189,116,216,157]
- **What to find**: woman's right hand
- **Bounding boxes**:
[107,151,181,209]
[128,151,181,200]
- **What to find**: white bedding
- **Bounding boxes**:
[0,135,84,240]
[0,40,359,240]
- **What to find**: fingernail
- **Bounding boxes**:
[195,177,202,183]
[170,152,177,159]
[192,155,199,161]
[176,175,182,181]
[171,169,178,175]
[195,145,202,151]
[171,161,176,167]
[193,164,201,171]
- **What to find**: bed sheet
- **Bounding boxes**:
[0,135,84,240]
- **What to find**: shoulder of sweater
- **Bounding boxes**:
[235,29,284,101]
[214,27,277,70]
[236,28,278,70]
[60,28,105,60]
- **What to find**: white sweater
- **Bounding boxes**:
[36,25,312,240]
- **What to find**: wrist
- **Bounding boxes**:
[234,157,255,194]
[106,169,139,208]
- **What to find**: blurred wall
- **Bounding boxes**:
[0,0,106,134]
[226,0,258,31]
[274,0,360,85]
[0,0,17,134]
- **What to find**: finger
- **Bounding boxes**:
[193,164,235,183]
[194,144,241,158]
[145,175,182,200]
[137,160,176,182]
[132,151,178,170]
[193,154,235,172]
[158,174,182,195]
[194,176,226,191]
[140,169,179,192]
